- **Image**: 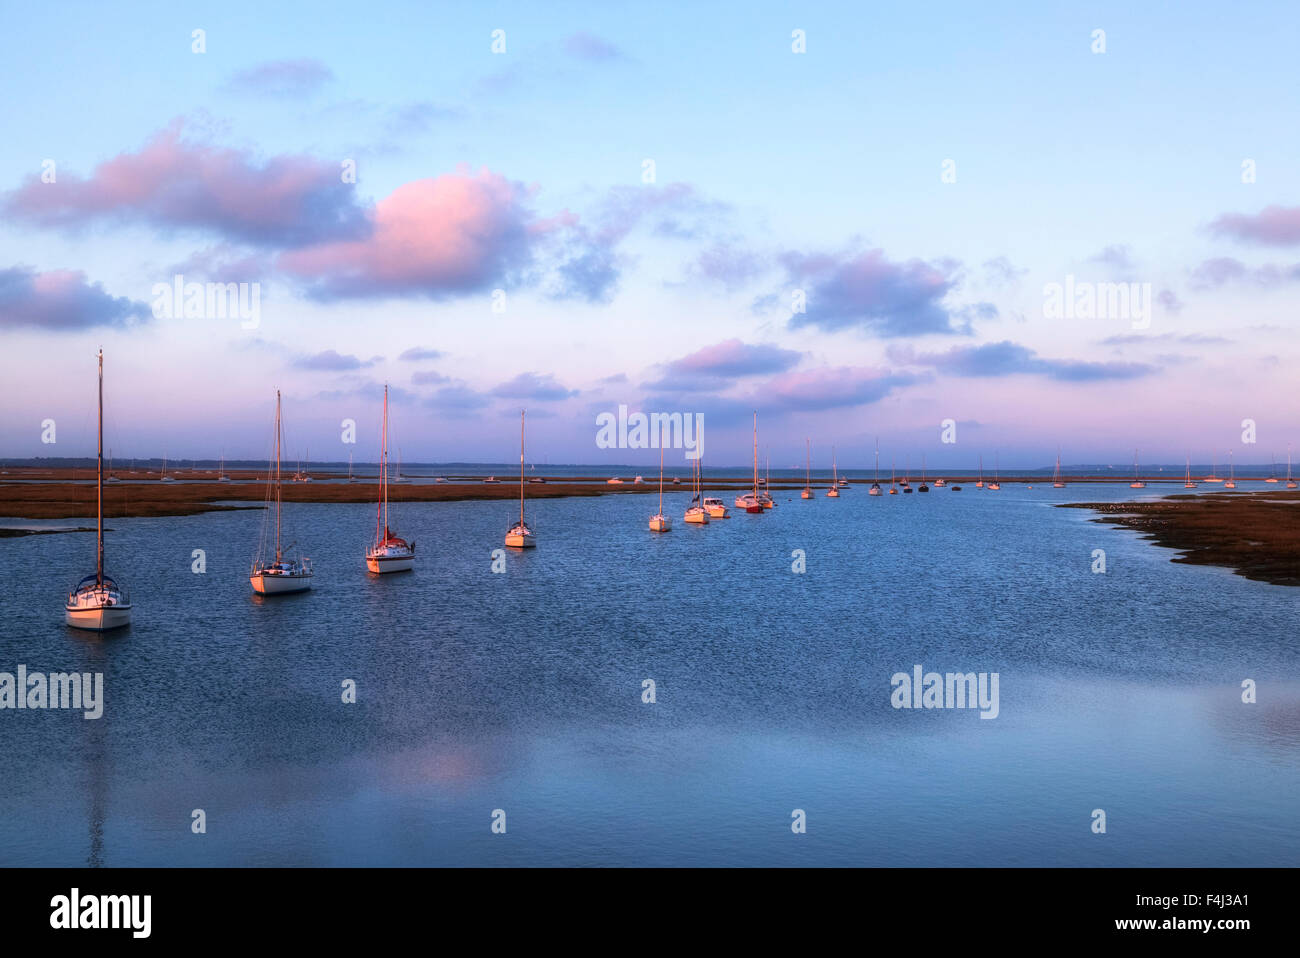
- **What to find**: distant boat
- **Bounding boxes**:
[1266,452,1279,483]
[634,475,645,485]
[505,409,536,548]
[826,446,840,497]
[250,391,313,595]
[366,385,416,573]
[348,452,357,483]
[684,454,709,524]
[888,458,897,494]
[918,455,930,492]
[1130,450,1146,488]
[649,441,671,532]
[1184,454,1196,489]
[607,477,624,485]
[801,439,814,499]
[483,476,500,484]
[951,485,962,491]
[1287,445,1297,488]
[65,349,132,631]
[106,447,121,483]
[1204,455,1221,483]
[988,454,1001,491]
[869,440,882,495]
[218,451,231,482]
[392,448,409,483]
[160,452,174,482]
[735,413,765,513]
[760,452,776,508]
[976,454,984,488]
[1053,449,1066,488]
[1224,450,1236,489]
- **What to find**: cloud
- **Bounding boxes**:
[563,31,623,61]
[1210,205,1300,246]
[0,266,150,330]
[167,243,266,282]
[278,168,540,299]
[982,256,1027,287]
[2,121,369,248]
[490,371,578,401]
[894,340,1154,381]
[411,370,450,385]
[782,247,965,337]
[1156,288,1183,314]
[760,366,917,410]
[646,338,802,391]
[426,385,490,410]
[294,349,378,371]
[225,59,334,97]
[1099,332,1229,346]
[688,244,768,290]
[1189,256,1300,290]
[1088,244,1136,273]
[399,347,444,361]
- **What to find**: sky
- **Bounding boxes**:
[1,0,1298,469]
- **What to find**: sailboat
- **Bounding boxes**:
[1204,455,1221,483]
[685,455,709,524]
[1053,449,1066,488]
[1224,451,1236,489]
[1129,450,1146,489]
[250,391,313,594]
[1266,453,1279,483]
[888,459,897,494]
[918,455,929,492]
[218,451,231,482]
[700,451,729,517]
[976,454,984,488]
[827,446,840,497]
[1287,445,1297,488]
[366,385,417,572]
[649,441,672,532]
[348,451,357,483]
[505,410,536,548]
[987,454,1001,491]
[160,452,174,482]
[869,440,882,495]
[1184,455,1196,489]
[734,412,765,513]
[65,349,132,631]
[801,439,814,499]
[393,448,410,483]
[106,447,120,483]
[760,452,776,508]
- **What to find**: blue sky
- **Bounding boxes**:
[2,1,1298,468]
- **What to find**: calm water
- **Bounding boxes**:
[2,483,1297,866]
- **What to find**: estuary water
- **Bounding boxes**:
[1,483,1297,866]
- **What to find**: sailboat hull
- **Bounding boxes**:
[826,488,839,497]
[65,603,132,631]
[366,553,415,573]
[504,532,536,548]
[250,572,313,594]
[649,516,672,532]
[684,508,709,524]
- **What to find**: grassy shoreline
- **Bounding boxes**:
[1061,491,1300,587]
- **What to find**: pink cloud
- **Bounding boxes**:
[1210,205,1300,246]
[277,169,541,298]
[2,121,367,247]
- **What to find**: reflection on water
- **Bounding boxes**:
[1,483,1297,865]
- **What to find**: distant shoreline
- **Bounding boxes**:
[1062,492,1300,587]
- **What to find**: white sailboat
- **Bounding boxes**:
[1204,455,1221,483]
[1053,449,1066,488]
[218,451,231,482]
[976,454,984,488]
[1288,445,1297,489]
[1184,454,1196,489]
[869,440,882,495]
[505,410,537,548]
[701,450,729,517]
[734,411,765,513]
[888,458,897,494]
[987,454,1001,491]
[827,446,840,497]
[393,447,410,483]
[801,439,814,499]
[685,455,709,524]
[1224,451,1236,489]
[1266,453,1279,483]
[250,391,313,594]
[65,349,132,631]
[760,452,776,509]
[1130,450,1146,488]
[160,452,174,482]
[366,385,416,572]
[649,441,672,532]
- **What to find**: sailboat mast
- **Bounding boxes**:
[519,409,526,526]
[378,385,389,541]
[658,440,665,513]
[274,390,282,561]
[96,349,104,586]
[806,438,810,486]
[752,411,758,496]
